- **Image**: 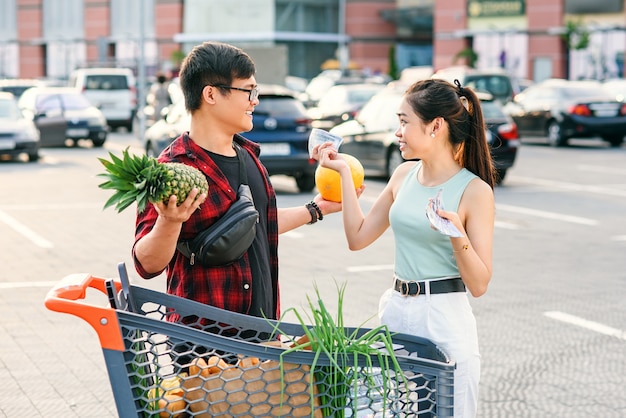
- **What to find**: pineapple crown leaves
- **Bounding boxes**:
[98,148,208,214]
[97,148,159,213]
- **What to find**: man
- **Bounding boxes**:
[132,41,340,321]
[146,71,173,123]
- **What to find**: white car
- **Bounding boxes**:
[69,67,137,131]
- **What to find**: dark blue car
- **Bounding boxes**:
[245,85,315,191]
[143,84,316,191]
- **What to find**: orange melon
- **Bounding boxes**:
[315,153,364,202]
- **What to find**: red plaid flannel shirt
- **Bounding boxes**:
[132,133,280,318]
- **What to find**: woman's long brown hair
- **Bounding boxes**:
[404,78,496,189]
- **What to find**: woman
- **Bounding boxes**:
[317,78,495,417]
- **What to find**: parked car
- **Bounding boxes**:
[433,66,519,103]
[329,83,406,178]
[601,78,626,103]
[18,86,108,147]
[517,78,534,93]
[307,83,386,130]
[143,98,188,158]
[300,69,390,108]
[0,79,48,99]
[504,79,626,147]
[69,67,137,131]
[144,84,316,191]
[284,75,308,94]
[480,92,521,183]
[0,92,41,162]
[330,82,520,183]
[398,66,434,84]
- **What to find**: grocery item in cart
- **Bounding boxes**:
[44,263,456,417]
[183,352,320,417]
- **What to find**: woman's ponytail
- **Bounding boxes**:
[454,81,496,189]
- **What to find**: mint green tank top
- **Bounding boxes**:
[389,161,477,281]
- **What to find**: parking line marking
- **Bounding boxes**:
[496,203,598,226]
[367,192,597,227]
[282,231,304,238]
[494,220,520,230]
[611,235,626,241]
[346,264,393,273]
[0,203,102,210]
[0,209,53,248]
[578,164,626,176]
[510,176,626,197]
[360,195,377,203]
[0,281,59,290]
[544,311,626,340]
[346,185,601,227]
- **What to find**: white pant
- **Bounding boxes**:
[378,285,480,418]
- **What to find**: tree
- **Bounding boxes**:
[561,19,590,79]
[454,47,478,68]
[170,50,185,76]
[562,19,590,51]
[388,45,398,80]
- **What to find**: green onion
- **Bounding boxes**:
[268,281,408,417]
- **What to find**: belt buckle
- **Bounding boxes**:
[401,280,420,296]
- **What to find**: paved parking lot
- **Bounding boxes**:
[1,136,626,417]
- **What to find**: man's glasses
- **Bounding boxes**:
[214,85,259,102]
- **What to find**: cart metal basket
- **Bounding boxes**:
[45,263,455,417]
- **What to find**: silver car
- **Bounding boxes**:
[0,92,41,162]
[18,87,108,147]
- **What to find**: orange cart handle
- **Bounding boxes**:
[44,273,125,351]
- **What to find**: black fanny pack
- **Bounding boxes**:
[177,145,259,266]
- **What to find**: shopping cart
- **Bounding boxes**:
[45,263,455,417]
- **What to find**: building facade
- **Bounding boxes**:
[1,0,624,83]
[1,0,350,83]
[435,0,626,81]
[0,0,181,80]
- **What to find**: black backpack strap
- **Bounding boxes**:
[233,143,248,185]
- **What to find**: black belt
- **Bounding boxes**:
[394,277,465,296]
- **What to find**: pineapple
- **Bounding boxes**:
[98,148,209,213]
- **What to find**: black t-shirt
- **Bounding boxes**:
[204,147,274,319]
